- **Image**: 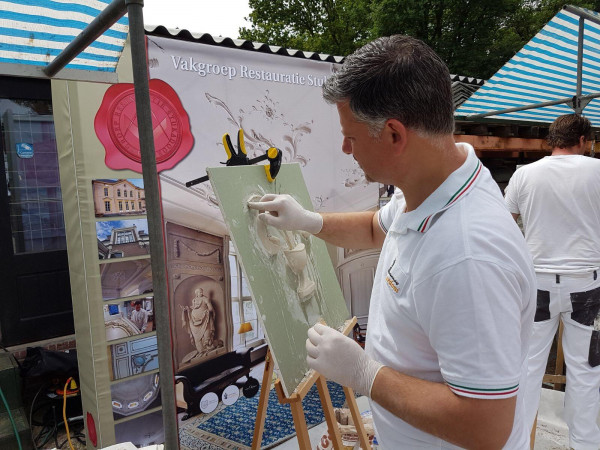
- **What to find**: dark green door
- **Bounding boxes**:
[0,76,73,346]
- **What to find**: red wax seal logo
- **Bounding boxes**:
[95,78,193,172]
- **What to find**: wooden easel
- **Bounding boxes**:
[252,317,371,450]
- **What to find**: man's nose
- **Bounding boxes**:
[341,138,352,155]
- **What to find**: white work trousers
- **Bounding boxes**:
[523,271,600,450]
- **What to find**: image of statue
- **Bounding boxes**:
[181,288,217,361]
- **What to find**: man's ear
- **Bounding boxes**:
[580,135,587,148]
[386,119,408,152]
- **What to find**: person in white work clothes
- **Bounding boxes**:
[505,113,600,450]
[249,35,536,449]
[130,300,149,333]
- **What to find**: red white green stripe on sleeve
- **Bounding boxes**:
[417,160,483,233]
[446,380,519,399]
[378,210,388,234]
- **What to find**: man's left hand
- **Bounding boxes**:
[306,323,383,396]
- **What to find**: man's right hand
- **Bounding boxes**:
[247,194,323,234]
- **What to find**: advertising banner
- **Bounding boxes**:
[147,35,377,224]
[53,32,377,448]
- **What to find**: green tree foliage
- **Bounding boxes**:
[370,0,526,78]
[240,0,372,56]
[239,0,600,79]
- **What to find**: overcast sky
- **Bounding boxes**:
[142,0,251,39]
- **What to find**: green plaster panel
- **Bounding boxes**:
[208,164,350,397]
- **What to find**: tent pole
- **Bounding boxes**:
[127,1,180,448]
[564,5,600,27]
[42,0,180,445]
[467,92,600,119]
[575,17,585,114]
[43,0,128,77]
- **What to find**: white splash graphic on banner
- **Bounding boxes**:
[206,91,312,166]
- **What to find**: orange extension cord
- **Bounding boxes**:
[62,377,76,450]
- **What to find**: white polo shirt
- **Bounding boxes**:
[504,154,600,273]
[365,143,536,449]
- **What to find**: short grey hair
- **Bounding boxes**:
[323,35,455,136]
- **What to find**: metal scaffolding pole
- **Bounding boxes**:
[42,0,179,447]
[575,16,585,114]
[43,0,128,77]
[467,92,600,120]
[127,1,179,448]
[564,5,600,27]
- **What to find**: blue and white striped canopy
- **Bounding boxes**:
[0,0,128,77]
[455,6,600,127]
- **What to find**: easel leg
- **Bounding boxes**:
[343,386,370,450]
[316,376,343,449]
[253,319,360,450]
[289,396,312,450]
[252,350,275,450]
[530,412,538,450]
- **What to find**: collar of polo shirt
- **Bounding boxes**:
[388,143,483,234]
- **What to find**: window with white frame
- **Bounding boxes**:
[115,230,134,244]
[229,245,264,349]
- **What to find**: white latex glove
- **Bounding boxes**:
[306,323,383,397]
[247,193,323,234]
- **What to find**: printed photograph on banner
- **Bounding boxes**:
[104,297,155,341]
[100,258,153,301]
[96,218,150,259]
[91,178,146,218]
[108,334,158,381]
[111,371,161,420]
[114,409,164,447]
[163,222,230,373]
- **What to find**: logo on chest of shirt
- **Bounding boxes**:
[386,259,400,293]
[385,257,410,294]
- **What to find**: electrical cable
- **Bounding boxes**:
[29,384,45,450]
[0,386,22,450]
[62,377,75,450]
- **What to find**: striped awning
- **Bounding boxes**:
[455,5,600,127]
[0,0,128,80]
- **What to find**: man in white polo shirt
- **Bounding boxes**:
[505,113,600,450]
[131,300,149,332]
[249,35,535,448]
